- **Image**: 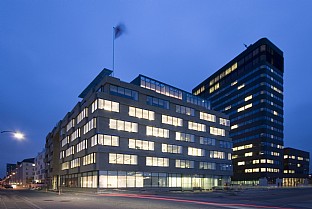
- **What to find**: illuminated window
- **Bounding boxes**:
[237,84,245,90]
[238,161,245,166]
[77,108,88,124]
[210,151,225,159]
[176,132,195,142]
[245,95,253,101]
[61,162,69,170]
[66,119,75,132]
[82,153,96,165]
[76,140,87,152]
[109,153,137,165]
[146,126,169,138]
[109,119,138,132]
[175,160,194,168]
[162,115,183,126]
[245,152,253,157]
[129,139,154,151]
[146,157,169,167]
[98,99,119,112]
[70,129,80,142]
[188,121,206,132]
[83,118,96,134]
[70,158,80,168]
[65,146,75,157]
[200,112,216,122]
[188,147,205,156]
[231,81,237,86]
[129,107,154,120]
[90,134,119,147]
[210,127,225,136]
[231,124,238,130]
[162,144,182,154]
[253,160,259,164]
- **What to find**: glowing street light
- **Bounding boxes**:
[1,130,25,140]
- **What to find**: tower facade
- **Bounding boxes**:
[193,38,284,185]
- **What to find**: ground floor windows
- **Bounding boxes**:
[60,171,230,189]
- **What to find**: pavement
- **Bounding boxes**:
[0,186,312,209]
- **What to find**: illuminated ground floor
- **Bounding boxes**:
[283,178,308,187]
[60,170,231,190]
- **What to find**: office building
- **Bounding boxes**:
[283,148,310,186]
[193,38,284,185]
[50,69,232,190]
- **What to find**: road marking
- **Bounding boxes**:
[99,193,295,209]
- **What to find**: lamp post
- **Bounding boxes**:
[0,130,25,140]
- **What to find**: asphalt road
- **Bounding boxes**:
[1,187,312,209]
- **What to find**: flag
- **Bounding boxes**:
[114,23,126,39]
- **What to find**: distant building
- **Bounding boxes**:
[34,149,46,183]
[283,147,310,186]
[45,122,61,190]
[6,163,16,176]
[193,38,284,185]
[11,158,35,186]
[47,69,233,191]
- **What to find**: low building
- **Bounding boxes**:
[10,158,35,187]
[283,148,310,186]
[49,69,233,191]
[34,149,46,183]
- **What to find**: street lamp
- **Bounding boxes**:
[1,130,25,140]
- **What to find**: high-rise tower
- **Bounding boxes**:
[193,38,284,185]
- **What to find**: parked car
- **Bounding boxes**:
[4,184,13,189]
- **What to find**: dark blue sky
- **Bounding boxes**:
[1,0,311,177]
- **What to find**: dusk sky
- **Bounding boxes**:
[1,0,312,177]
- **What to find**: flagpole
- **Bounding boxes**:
[112,26,115,77]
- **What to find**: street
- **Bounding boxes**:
[1,187,312,209]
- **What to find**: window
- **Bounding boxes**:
[188,121,206,132]
[70,158,80,168]
[210,127,225,136]
[77,108,88,124]
[147,96,169,109]
[199,162,216,170]
[129,139,154,151]
[70,128,80,142]
[83,118,96,134]
[66,119,75,132]
[176,132,194,142]
[200,137,215,146]
[90,134,119,147]
[61,137,69,147]
[92,99,120,113]
[109,119,138,132]
[65,146,75,157]
[109,153,137,165]
[146,126,169,138]
[129,107,154,120]
[219,141,232,148]
[140,76,183,100]
[110,85,138,100]
[162,144,182,154]
[219,118,230,126]
[209,151,225,159]
[245,152,253,157]
[188,147,205,156]
[77,140,87,152]
[175,160,194,168]
[176,105,195,116]
[61,162,69,170]
[146,157,169,167]
[219,164,232,171]
[162,115,183,126]
[200,112,216,122]
[82,153,96,165]
[238,161,245,166]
